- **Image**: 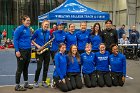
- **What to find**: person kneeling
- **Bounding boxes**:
[81,43,97,88]
[67,45,83,90]
[53,43,72,92]
[109,44,126,86]
[95,43,112,87]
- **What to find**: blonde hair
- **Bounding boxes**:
[85,43,92,48]
[41,20,49,26]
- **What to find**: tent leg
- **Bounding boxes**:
[38,21,39,29]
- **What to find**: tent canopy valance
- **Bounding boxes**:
[38,0,110,22]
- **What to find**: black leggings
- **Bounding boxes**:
[53,76,72,92]
[111,72,124,86]
[34,50,50,82]
[15,49,31,84]
[96,71,112,87]
[83,72,97,88]
[50,51,57,60]
[67,73,83,89]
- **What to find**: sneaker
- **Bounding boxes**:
[24,82,33,89]
[51,79,56,88]
[34,81,39,88]
[15,85,27,91]
[42,81,48,88]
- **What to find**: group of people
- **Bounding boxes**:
[113,24,140,44]
[52,43,126,92]
[13,15,126,92]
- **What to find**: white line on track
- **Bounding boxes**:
[126,75,134,79]
[0,73,53,77]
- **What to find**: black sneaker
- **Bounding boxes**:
[15,85,27,91]
[24,82,33,89]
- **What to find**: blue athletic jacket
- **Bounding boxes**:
[65,32,77,51]
[81,52,96,74]
[76,30,89,50]
[109,53,126,76]
[14,25,31,52]
[51,30,66,51]
[53,52,67,80]
[66,55,81,73]
[89,34,102,51]
[31,28,50,47]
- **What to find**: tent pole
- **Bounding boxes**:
[38,21,39,29]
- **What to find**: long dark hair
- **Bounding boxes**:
[91,23,101,35]
[68,45,80,64]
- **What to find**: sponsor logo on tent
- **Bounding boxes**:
[64,3,87,12]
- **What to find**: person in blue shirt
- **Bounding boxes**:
[31,20,51,88]
[81,43,97,88]
[67,45,83,90]
[14,15,33,91]
[118,24,125,39]
[65,24,77,52]
[76,22,90,54]
[53,43,72,92]
[129,25,139,44]
[51,22,66,62]
[95,43,112,87]
[109,44,126,86]
[89,23,102,52]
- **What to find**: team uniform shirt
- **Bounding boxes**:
[76,30,90,50]
[53,52,67,80]
[89,34,102,51]
[95,51,110,71]
[109,53,126,76]
[51,30,66,51]
[31,28,50,48]
[65,32,77,51]
[14,25,31,52]
[81,52,96,74]
[66,55,81,73]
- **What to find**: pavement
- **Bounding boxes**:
[0,46,140,93]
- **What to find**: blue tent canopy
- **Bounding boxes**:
[38,0,110,22]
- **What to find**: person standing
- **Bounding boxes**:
[50,24,57,36]
[14,15,33,91]
[95,43,112,87]
[0,30,2,44]
[53,43,72,92]
[67,45,83,90]
[101,20,118,52]
[65,24,77,52]
[2,29,7,42]
[129,25,139,44]
[89,23,102,52]
[31,20,51,88]
[118,24,126,39]
[51,22,66,61]
[81,43,97,88]
[109,44,126,86]
[76,22,90,54]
